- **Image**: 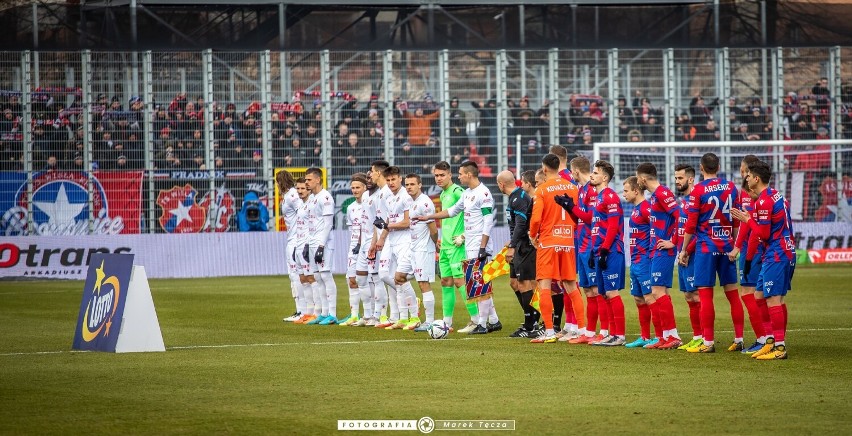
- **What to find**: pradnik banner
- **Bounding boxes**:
[0,223,849,280]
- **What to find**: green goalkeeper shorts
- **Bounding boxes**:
[439,246,466,279]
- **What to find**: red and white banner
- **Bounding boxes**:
[807,249,852,264]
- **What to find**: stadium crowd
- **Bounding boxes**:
[1,76,849,175]
[278,145,794,360]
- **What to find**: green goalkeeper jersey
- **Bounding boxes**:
[440,183,465,247]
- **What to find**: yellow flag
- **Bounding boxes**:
[530,287,541,312]
[482,246,511,283]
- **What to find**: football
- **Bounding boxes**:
[428,320,450,339]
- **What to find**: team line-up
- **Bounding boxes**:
[276,145,794,360]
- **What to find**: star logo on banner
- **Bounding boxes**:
[170,200,194,226]
[33,183,86,227]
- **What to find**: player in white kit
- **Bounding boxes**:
[401,173,439,332]
[352,178,380,327]
[375,166,419,330]
[278,170,308,322]
[413,161,501,334]
[303,167,338,325]
[292,178,319,324]
[368,160,400,328]
[339,173,370,326]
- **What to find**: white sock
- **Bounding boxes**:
[568,323,578,333]
[356,275,373,319]
[373,281,388,319]
[488,303,499,324]
[577,327,588,336]
[670,328,681,339]
[320,271,337,318]
[423,291,435,323]
[756,335,766,343]
[546,328,555,336]
[600,329,609,337]
[734,337,743,343]
[396,285,409,320]
[311,281,325,316]
[387,283,400,321]
[290,273,304,314]
[477,299,493,327]
[693,335,703,341]
[348,286,360,318]
[400,281,418,318]
[300,282,314,315]
[444,315,453,328]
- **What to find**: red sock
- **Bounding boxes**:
[782,303,788,332]
[638,303,651,340]
[769,304,786,343]
[648,300,664,339]
[608,295,625,336]
[657,294,676,332]
[741,293,765,338]
[756,297,772,337]
[725,289,745,339]
[698,287,715,342]
[586,294,599,332]
[596,295,610,331]
[563,292,577,325]
[687,300,702,337]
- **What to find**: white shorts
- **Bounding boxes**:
[286,240,299,274]
[307,245,333,273]
[394,244,415,276]
[378,246,397,278]
[355,244,375,273]
[408,250,436,282]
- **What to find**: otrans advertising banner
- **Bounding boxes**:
[0,170,144,236]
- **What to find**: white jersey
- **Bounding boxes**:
[446,183,495,253]
[346,198,365,251]
[360,190,375,242]
[307,189,335,247]
[293,198,311,248]
[385,188,412,246]
[409,193,436,252]
[281,187,302,244]
[374,184,393,223]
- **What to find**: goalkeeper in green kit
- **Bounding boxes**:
[431,161,480,333]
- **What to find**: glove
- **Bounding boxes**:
[373,216,387,230]
[351,242,361,255]
[314,246,325,264]
[302,244,310,262]
[477,247,488,262]
[292,248,297,263]
[588,253,596,269]
[553,194,575,213]
[598,248,609,270]
[743,258,752,277]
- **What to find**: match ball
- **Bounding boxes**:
[428,320,450,339]
[452,234,465,247]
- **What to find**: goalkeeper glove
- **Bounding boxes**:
[314,246,325,264]
[588,253,596,269]
[351,243,361,255]
[598,248,609,270]
[373,217,387,230]
[743,258,752,277]
[302,244,310,262]
[554,194,576,213]
[477,247,488,262]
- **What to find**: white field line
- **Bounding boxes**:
[1,328,850,357]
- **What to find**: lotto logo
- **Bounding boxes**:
[711,226,732,239]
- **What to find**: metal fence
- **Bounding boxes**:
[1,47,851,235]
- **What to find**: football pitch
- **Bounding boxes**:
[1,265,851,435]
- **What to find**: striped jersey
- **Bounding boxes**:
[629,199,652,264]
[749,187,795,263]
[592,186,624,254]
[575,182,596,254]
[648,184,679,257]
[684,177,740,254]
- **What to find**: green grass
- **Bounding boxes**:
[1,265,851,435]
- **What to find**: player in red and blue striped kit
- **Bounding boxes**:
[635,162,682,350]
[563,156,611,344]
[673,164,702,350]
[728,155,771,355]
[744,160,794,360]
[623,176,655,348]
[589,160,626,346]
[679,153,745,353]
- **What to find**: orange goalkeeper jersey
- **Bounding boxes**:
[529,176,579,249]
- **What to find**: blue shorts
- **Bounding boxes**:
[678,255,696,293]
[759,261,792,298]
[630,261,652,298]
[694,252,738,288]
[738,254,762,287]
[578,250,594,288]
[596,251,625,293]
[650,253,676,289]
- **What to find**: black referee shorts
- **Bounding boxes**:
[510,244,537,281]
